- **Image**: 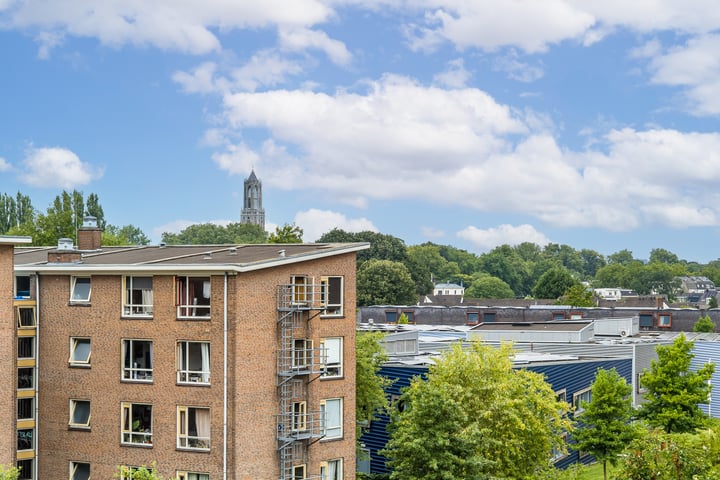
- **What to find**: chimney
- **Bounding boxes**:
[77,216,102,251]
[48,238,81,263]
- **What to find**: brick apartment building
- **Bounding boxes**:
[1,222,366,480]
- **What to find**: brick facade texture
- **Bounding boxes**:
[0,245,15,465]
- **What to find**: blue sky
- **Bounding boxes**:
[2,1,720,263]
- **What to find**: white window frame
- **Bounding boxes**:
[123,275,154,317]
[69,399,91,429]
[292,339,313,370]
[292,464,306,480]
[291,275,310,305]
[17,336,35,360]
[70,461,90,480]
[176,276,211,318]
[319,459,343,480]
[18,397,34,421]
[573,387,592,414]
[70,276,91,303]
[176,341,210,384]
[16,306,35,328]
[177,473,210,480]
[121,402,153,446]
[69,337,91,367]
[17,367,34,390]
[320,398,343,440]
[122,339,153,382]
[320,338,343,378]
[177,406,211,451]
[320,276,343,316]
[291,401,307,432]
[17,428,33,451]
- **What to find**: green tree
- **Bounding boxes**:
[608,249,635,265]
[383,342,572,480]
[579,248,606,279]
[558,284,594,307]
[532,267,577,299]
[629,262,681,298]
[710,296,719,309]
[694,314,715,333]
[649,248,680,265]
[573,368,640,480]
[465,274,514,299]
[117,463,164,479]
[103,224,150,246]
[85,192,106,229]
[268,223,303,243]
[357,260,416,306]
[317,229,408,265]
[356,332,392,436]
[638,333,715,433]
[479,245,529,296]
[162,222,267,244]
[0,465,20,480]
[593,263,631,288]
[0,192,34,234]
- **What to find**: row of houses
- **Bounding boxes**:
[1,220,367,480]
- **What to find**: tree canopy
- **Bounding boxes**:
[357,259,417,306]
[356,331,392,437]
[268,223,303,243]
[532,267,577,299]
[638,333,715,433]
[161,222,267,244]
[384,342,572,480]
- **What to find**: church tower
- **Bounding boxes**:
[240,169,265,230]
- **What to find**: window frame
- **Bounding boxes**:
[17,336,35,360]
[573,387,592,414]
[176,276,211,319]
[70,276,92,304]
[17,428,33,452]
[291,401,307,432]
[15,274,31,298]
[292,338,313,370]
[320,276,343,317]
[319,459,343,480]
[121,402,153,446]
[16,459,33,480]
[122,339,153,382]
[17,367,34,390]
[384,311,397,323]
[123,275,154,318]
[292,464,306,480]
[69,399,91,430]
[18,397,34,421]
[639,312,655,328]
[177,473,210,480]
[658,313,672,328]
[16,306,35,328]
[69,337,91,367]
[70,461,90,480]
[483,311,497,323]
[290,275,310,305]
[177,405,211,451]
[320,337,343,378]
[176,341,210,384]
[466,311,480,325]
[320,398,343,440]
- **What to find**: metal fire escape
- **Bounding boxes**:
[276,279,326,480]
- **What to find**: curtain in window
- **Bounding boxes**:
[195,408,211,442]
[327,461,337,480]
[201,343,210,382]
[325,339,341,366]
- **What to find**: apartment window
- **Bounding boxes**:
[70,277,91,303]
[18,337,35,359]
[569,311,583,319]
[176,276,211,318]
[15,275,30,298]
[292,339,313,370]
[290,275,310,305]
[483,312,496,323]
[319,459,343,480]
[123,276,154,317]
[291,401,307,432]
[552,312,565,321]
[573,387,592,414]
[121,402,152,445]
[18,398,34,420]
[123,340,153,381]
[637,373,648,394]
[17,428,33,451]
[551,433,569,461]
[658,313,672,328]
[119,466,141,480]
[402,311,415,323]
[16,306,35,328]
[466,312,479,325]
[177,341,210,384]
[177,406,211,450]
[17,459,33,480]
[177,473,209,480]
[70,461,90,480]
[18,367,34,390]
[69,399,91,429]
[320,276,343,316]
[320,338,343,378]
[320,398,343,439]
[385,311,397,323]
[639,313,654,328]
[69,338,91,367]
[292,465,306,480]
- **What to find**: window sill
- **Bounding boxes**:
[176,317,211,321]
[121,378,153,384]
[68,425,91,431]
[68,363,91,369]
[121,315,154,320]
[68,302,91,307]
[177,382,211,387]
[320,314,344,319]
[121,442,153,449]
[320,436,343,442]
[320,375,344,381]
[176,446,211,453]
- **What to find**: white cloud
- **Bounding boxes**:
[493,50,544,82]
[457,224,551,251]
[173,62,222,94]
[230,51,304,92]
[210,142,260,175]
[19,146,103,188]
[278,27,352,66]
[0,157,10,172]
[421,226,445,239]
[295,208,377,241]
[2,0,332,56]
[433,58,471,88]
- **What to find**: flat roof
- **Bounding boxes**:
[0,235,32,246]
[471,321,592,332]
[14,242,370,274]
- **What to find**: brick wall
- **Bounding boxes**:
[0,245,15,465]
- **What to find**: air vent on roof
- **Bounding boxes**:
[57,238,74,251]
[228,247,237,255]
[82,216,97,228]
[203,252,213,260]
[278,249,286,257]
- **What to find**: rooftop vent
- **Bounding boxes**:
[228,247,237,255]
[82,216,97,228]
[278,249,286,257]
[57,238,74,251]
[203,252,213,260]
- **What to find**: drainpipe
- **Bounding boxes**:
[223,272,228,480]
[34,273,40,477]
